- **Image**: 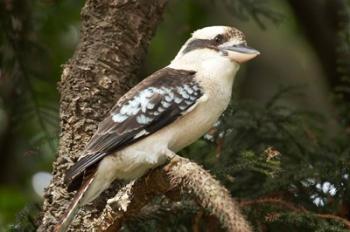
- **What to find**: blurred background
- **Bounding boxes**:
[0,0,350,231]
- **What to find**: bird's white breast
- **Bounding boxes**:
[168,57,238,150]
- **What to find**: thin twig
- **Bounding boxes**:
[240,197,350,229]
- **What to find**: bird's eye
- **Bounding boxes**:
[214,34,224,44]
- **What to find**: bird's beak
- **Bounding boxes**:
[220,43,260,63]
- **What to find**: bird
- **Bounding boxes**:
[55,25,260,231]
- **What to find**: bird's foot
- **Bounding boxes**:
[163,148,177,161]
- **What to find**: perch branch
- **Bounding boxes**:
[93,155,252,232]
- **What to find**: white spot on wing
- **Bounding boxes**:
[147,102,155,109]
[142,88,154,97]
[138,92,150,113]
[183,84,194,94]
[120,102,140,115]
[177,87,189,99]
[179,105,187,110]
[136,114,152,124]
[165,95,173,102]
[121,87,161,114]
[174,96,183,104]
[161,101,171,108]
[134,129,149,139]
[161,86,171,93]
[112,113,128,122]
[165,89,175,98]
[129,98,140,108]
[192,85,199,91]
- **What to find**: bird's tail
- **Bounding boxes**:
[54,174,96,232]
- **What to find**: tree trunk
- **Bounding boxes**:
[38,0,167,231]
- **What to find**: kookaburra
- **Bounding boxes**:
[56,26,259,231]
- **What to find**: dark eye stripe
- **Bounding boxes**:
[182,39,213,54]
[182,33,231,54]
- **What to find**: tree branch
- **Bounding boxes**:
[93,156,252,232]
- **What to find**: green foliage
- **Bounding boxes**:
[0,0,57,157]
[335,2,350,128]
[0,0,83,227]
[0,188,27,230]
[214,87,350,231]
[220,0,284,29]
[8,204,40,232]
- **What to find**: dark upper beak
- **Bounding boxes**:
[221,43,260,55]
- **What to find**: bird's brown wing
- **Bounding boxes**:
[64,68,203,190]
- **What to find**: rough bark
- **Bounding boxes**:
[39,0,251,231]
[38,0,167,231]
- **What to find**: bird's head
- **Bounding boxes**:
[171,26,259,67]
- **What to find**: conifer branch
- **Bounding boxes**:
[240,197,350,229]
